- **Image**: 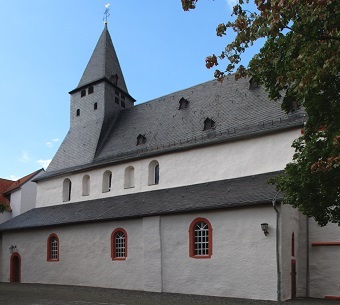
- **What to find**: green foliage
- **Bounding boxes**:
[0,203,6,214]
[182,0,340,225]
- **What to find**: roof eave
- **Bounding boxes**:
[68,77,136,102]
[34,122,302,183]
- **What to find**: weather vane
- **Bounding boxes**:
[103,3,110,24]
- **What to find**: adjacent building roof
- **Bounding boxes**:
[0,179,14,207]
[0,171,282,232]
[0,169,44,211]
[3,169,44,195]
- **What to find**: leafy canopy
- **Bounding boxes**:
[182,0,340,225]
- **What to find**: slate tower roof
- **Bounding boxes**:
[46,26,134,173]
[76,24,128,93]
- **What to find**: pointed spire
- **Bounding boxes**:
[76,26,128,92]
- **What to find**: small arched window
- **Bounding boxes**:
[148,160,160,185]
[62,178,72,202]
[111,228,127,260]
[124,166,135,189]
[47,233,59,262]
[76,109,80,117]
[82,175,90,196]
[189,218,213,258]
[102,170,112,193]
[94,102,98,110]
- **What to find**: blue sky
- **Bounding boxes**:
[0,0,262,180]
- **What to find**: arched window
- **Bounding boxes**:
[82,175,90,196]
[148,160,160,185]
[102,170,112,193]
[111,228,127,260]
[76,109,80,117]
[62,178,72,202]
[124,166,135,189]
[189,218,213,258]
[47,233,59,262]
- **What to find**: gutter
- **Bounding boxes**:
[34,122,303,183]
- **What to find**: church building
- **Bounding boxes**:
[0,24,339,301]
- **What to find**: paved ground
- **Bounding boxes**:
[0,283,339,305]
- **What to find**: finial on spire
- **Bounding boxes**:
[103,3,110,25]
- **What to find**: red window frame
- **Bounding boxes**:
[111,228,128,260]
[189,217,213,259]
[47,233,59,262]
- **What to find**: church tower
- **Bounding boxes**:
[47,25,134,172]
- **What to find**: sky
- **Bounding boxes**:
[0,0,263,181]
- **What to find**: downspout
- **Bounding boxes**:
[306,216,310,297]
[272,197,281,303]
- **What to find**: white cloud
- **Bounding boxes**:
[46,138,60,148]
[36,159,51,169]
[19,151,30,163]
[8,174,19,181]
[226,0,237,11]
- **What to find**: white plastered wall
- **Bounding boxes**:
[36,128,300,208]
[9,190,22,218]
[308,220,340,298]
[279,204,308,300]
[20,178,39,214]
[0,211,11,224]
[1,220,144,290]
[161,207,277,300]
[1,207,279,300]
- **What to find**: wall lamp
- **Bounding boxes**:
[261,223,269,236]
[9,245,17,254]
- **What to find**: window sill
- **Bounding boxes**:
[112,257,126,261]
[190,255,211,259]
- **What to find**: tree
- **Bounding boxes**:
[0,203,6,214]
[182,0,340,225]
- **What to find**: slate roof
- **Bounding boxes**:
[94,76,305,163]
[75,25,128,93]
[0,171,282,232]
[36,76,305,182]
